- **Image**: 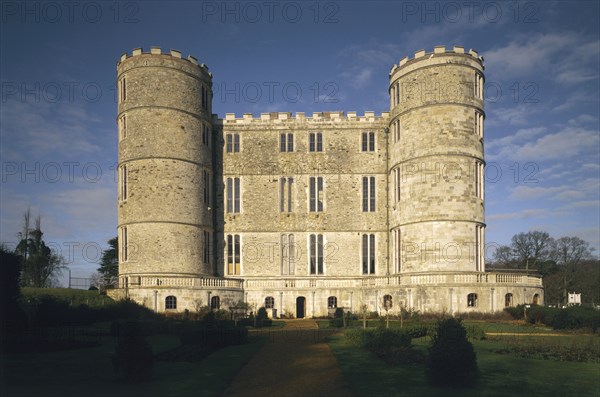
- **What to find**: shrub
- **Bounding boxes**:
[329,309,349,328]
[345,327,412,350]
[404,325,430,338]
[110,321,154,382]
[345,328,367,347]
[255,307,268,328]
[504,305,600,332]
[366,327,412,351]
[426,318,478,388]
[378,346,427,365]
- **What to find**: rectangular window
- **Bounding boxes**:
[280,177,294,212]
[475,161,484,199]
[226,177,240,213]
[280,133,294,152]
[395,82,400,104]
[202,125,211,147]
[394,167,401,202]
[361,132,375,152]
[234,133,240,152]
[362,234,375,274]
[119,77,126,102]
[475,111,484,140]
[309,176,323,212]
[119,115,127,140]
[281,234,295,275]
[309,234,323,275]
[394,229,401,273]
[203,230,210,264]
[475,225,484,271]
[226,133,240,153]
[396,120,400,143]
[120,226,128,262]
[361,132,368,152]
[475,73,483,99]
[203,170,210,205]
[119,165,127,201]
[226,234,241,275]
[309,132,322,152]
[362,176,375,212]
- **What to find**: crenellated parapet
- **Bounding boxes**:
[117,46,211,75]
[389,45,484,76]
[213,111,390,126]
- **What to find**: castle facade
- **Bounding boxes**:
[112,45,544,317]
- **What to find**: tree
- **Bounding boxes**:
[511,231,553,271]
[95,236,119,289]
[426,318,478,388]
[98,237,119,279]
[90,271,117,293]
[550,237,594,266]
[548,237,595,304]
[15,210,65,288]
[491,245,517,268]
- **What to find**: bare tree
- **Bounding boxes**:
[549,237,595,304]
[492,245,515,267]
[551,237,594,266]
[90,272,118,292]
[510,231,553,271]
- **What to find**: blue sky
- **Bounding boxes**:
[1,1,599,284]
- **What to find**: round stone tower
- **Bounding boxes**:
[117,47,214,284]
[389,46,485,274]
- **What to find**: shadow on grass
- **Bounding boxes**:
[328,335,600,397]
[2,334,265,397]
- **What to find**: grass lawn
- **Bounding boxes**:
[328,333,600,397]
[21,287,115,307]
[1,331,265,397]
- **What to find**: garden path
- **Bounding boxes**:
[223,319,351,397]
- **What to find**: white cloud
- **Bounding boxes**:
[485,33,600,85]
[488,126,599,162]
[513,127,599,162]
[510,178,599,202]
[552,92,597,112]
[487,208,550,221]
[0,100,106,160]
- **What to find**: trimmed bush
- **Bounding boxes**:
[426,318,478,388]
[255,307,268,328]
[345,327,412,350]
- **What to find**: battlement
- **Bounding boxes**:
[212,111,390,125]
[390,45,484,75]
[117,47,211,74]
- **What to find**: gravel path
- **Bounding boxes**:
[223,319,352,397]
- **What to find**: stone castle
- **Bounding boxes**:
[111,45,544,317]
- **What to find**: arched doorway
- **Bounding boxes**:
[532,294,540,305]
[296,296,306,318]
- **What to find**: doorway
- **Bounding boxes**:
[296,296,306,318]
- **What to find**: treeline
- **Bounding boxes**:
[489,231,598,305]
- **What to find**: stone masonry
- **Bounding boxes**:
[110,46,544,316]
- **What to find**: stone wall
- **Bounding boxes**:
[389,46,485,274]
[117,49,214,277]
[114,47,544,315]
